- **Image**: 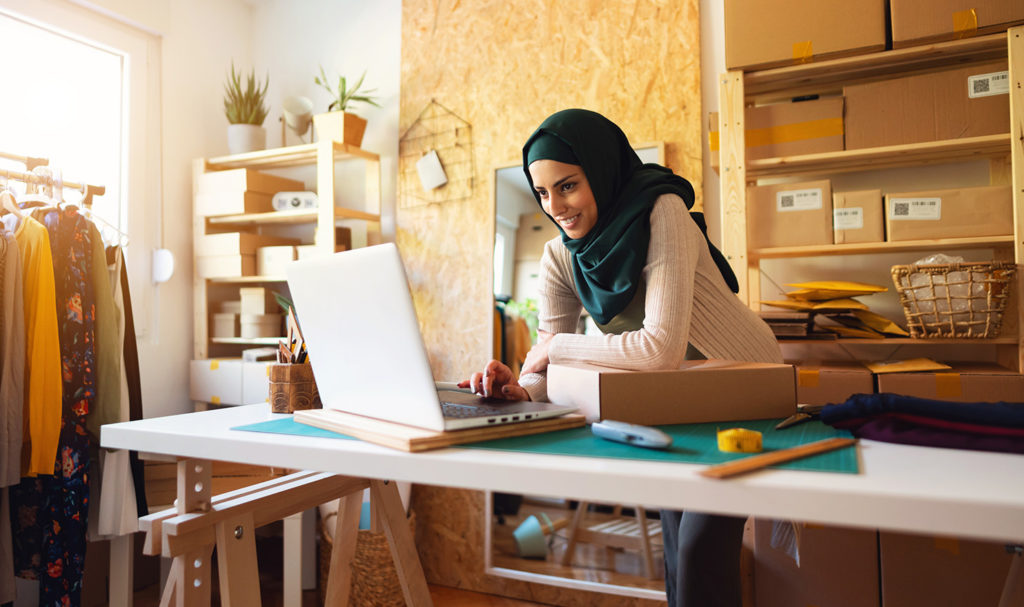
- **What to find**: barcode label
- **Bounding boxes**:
[833,207,864,230]
[888,197,941,220]
[967,71,1009,98]
[776,188,823,212]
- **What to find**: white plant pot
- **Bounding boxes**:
[227,124,266,155]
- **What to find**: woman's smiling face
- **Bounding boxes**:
[528,159,598,239]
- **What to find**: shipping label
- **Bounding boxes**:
[833,207,864,230]
[888,197,941,220]
[967,71,1009,99]
[776,188,823,212]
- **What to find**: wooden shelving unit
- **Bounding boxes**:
[718,27,1024,371]
[192,140,382,362]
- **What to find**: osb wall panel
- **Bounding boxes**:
[400,0,700,603]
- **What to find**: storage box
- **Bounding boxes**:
[890,0,1024,48]
[547,359,796,425]
[875,363,1024,402]
[880,531,1015,606]
[709,98,844,171]
[194,191,275,217]
[725,0,886,70]
[197,168,304,195]
[793,361,874,405]
[239,313,281,339]
[884,185,1012,241]
[239,287,276,316]
[747,179,833,249]
[211,312,238,338]
[257,245,297,276]
[844,61,1010,150]
[833,189,883,244]
[196,254,255,279]
[189,358,271,406]
[196,232,299,256]
[753,519,879,607]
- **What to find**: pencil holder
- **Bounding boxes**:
[269,363,321,413]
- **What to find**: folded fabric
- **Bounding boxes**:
[820,392,1024,454]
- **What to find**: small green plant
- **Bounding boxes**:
[223,62,269,125]
[504,298,540,343]
[314,66,381,113]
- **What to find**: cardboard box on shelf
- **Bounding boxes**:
[890,0,1024,48]
[844,60,1010,150]
[256,245,297,276]
[875,363,1024,402]
[239,287,277,316]
[793,361,874,405]
[189,358,272,406]
[753,519,879,607]
[833,189,884,245]
[724,0,886,71]
[747,179,833,249]
[880,531,1015,606]
[884,185,1012,241]
[195,191,275,216]
[196,232,299,256]
[709,98,844,171]
[547,359,796,425]
[196,254,255,279]
[197,168,305,195]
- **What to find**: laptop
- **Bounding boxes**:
[285,243,577,431]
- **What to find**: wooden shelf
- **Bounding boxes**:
[206,141,379,170]
[751,235,1015,260]
[211,337,283,345]
[746,134,1010,179]
[743,32,1008,101]
[777,336,1019,345]
[207,275,286,284]
[206,207,380,227]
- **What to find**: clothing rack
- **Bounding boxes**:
[0,150,106,208]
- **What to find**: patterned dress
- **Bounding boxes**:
[10,208,95,606]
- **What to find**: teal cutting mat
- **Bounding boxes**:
[233,417,858,474]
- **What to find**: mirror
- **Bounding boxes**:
[488,143,667,597]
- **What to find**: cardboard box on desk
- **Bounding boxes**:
[547,360,796,425]
[890,0,1024,48]
[844,60,1010,150]
[875,363,1024,402]
[724,0,886,71]
[709,98,844,172]
[753,519,879,607]
[884,185,1012,241]
[747,179,833,249]
[880,531,1014,607]
[794,361,874,405]
[189,358,270,406]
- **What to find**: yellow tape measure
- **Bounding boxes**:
[717,428,763,453]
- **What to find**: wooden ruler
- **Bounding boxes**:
[700,437,857,479]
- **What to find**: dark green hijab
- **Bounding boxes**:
[522,108,738,325]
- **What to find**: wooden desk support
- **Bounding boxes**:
[139,460,432,607]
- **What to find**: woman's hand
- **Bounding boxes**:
[521,330,554,375]
[457,359,531,401]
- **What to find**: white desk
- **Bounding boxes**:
[101,404,1024,603]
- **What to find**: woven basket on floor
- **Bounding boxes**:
[891,261,1016,338]
[318,510,416,606]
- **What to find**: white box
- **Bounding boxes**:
[256,245,296,276]
[211,313,238,338]
[189,358,271,406]
[239,287,274,316]
[240,313,281,339]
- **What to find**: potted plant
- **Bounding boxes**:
[312,66,380,147]
[223,62,269,154]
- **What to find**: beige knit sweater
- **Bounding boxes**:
[520,193,783,402]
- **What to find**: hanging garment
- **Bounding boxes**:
[114,247,148,517]
[1,232,26,487]
[0,214,61,478]
[0,488,13,605]
[10,208,95,605]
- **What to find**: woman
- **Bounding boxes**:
[461,109,782,606]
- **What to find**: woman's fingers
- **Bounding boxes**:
[500,383,531,401]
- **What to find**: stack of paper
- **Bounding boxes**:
[761,281,908,339]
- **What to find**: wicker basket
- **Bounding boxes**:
[318,510,416,606]
[891,261,1016,338]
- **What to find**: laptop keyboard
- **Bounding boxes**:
[440,401,508,418]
